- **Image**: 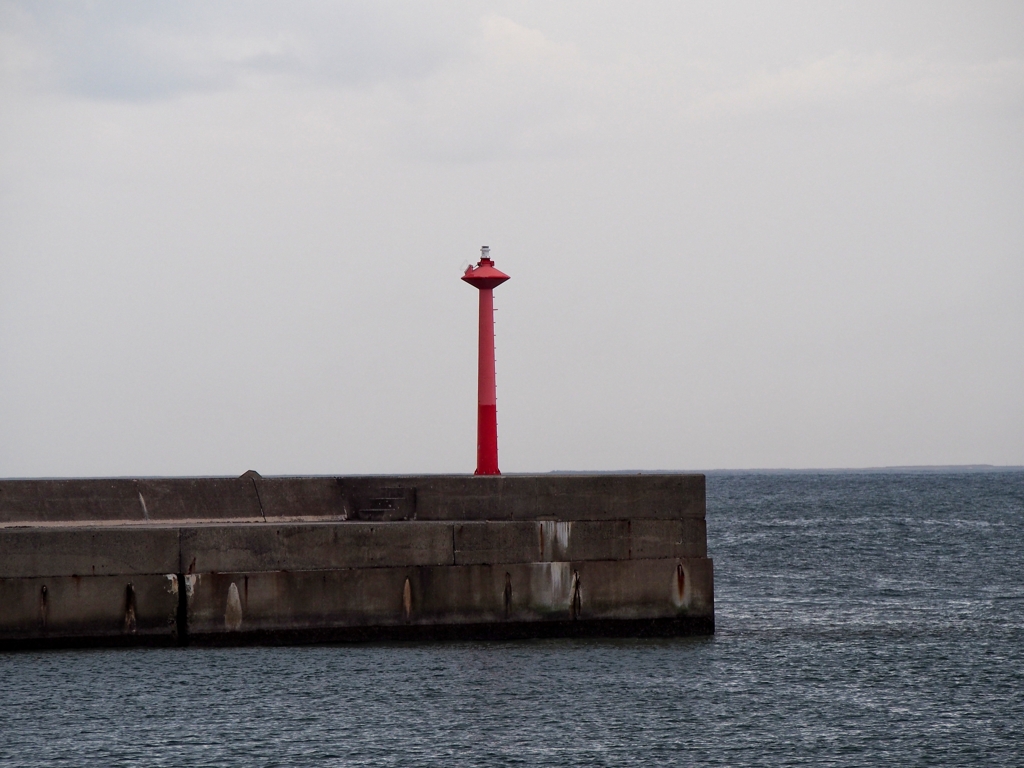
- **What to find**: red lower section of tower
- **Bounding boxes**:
[475,404,499,475]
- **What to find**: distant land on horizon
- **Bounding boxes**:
[552,466,1024,475]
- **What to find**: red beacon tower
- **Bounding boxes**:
[462,246,510,475]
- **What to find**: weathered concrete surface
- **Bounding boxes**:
[331,474,705,521]
[0,528,180,578]
[0,477,264,525]
[179,522,455,573]
[0,473,704,525]
[0,474,713,649]
[452,519,707,564]
[0,575,180,646]
[185,558,713,639]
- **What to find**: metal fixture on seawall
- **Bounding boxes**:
[462,246,510,475]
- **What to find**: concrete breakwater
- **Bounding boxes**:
[0,474,713,649]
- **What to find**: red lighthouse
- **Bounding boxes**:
[462,246,510,475]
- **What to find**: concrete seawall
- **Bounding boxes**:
[0,474,713,649]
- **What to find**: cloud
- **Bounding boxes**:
[378,15,594,162]
[690,51,1024,117]
[5,1,1019,159]
[0,1,466,100]
[1,4,600,162]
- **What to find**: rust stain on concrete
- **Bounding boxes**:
[124,582,137,634]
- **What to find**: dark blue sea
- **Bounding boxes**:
[2,470,1022,766]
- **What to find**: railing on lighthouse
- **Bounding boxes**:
[461,246,510,475]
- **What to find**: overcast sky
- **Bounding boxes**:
[1,1,1021,476]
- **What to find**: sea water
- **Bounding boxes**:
[1,470,1022,766]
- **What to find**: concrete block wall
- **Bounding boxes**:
[0,475,713,648]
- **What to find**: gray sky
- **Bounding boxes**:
[1,1,1021,476]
